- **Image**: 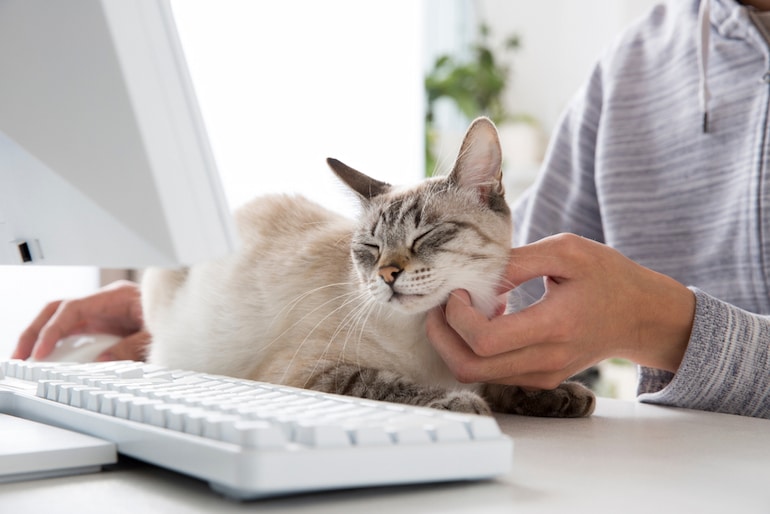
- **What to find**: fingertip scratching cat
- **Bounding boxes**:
[141,117,595,418]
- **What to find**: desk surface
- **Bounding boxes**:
[2,398,769,513]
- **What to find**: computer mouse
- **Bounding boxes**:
[31,333,122,363]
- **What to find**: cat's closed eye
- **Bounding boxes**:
[352,242,379,266]
[411,224,459,253]
[410,228,436,252]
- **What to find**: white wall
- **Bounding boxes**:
[479,0,660,134]
[171,0,425,214]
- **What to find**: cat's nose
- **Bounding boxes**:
[378,265,402,285]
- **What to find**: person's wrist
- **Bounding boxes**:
[660,283,695,373]
[630,273,695,372]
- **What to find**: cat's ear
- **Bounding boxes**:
[327,157,392,200]
[448,117,504,201]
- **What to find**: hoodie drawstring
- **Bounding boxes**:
[698,0,711,133]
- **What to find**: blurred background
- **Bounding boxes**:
[0,0,660,397]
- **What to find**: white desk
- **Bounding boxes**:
[2,398,769,513]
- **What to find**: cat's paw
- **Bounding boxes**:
[547,381,596,418]
[427,390,492,416]
[484,381,596,418]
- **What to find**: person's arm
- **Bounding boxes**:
[425,234,695,389]
[426,235,770,419]
[12,280,149,361]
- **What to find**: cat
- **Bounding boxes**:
[141,117,595,418]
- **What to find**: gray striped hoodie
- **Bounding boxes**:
[512,0,770,418]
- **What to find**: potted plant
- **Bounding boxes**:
[424,23,540,181]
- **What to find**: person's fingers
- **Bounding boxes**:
[494,234,590,294]
[12,280,145,361]
[442,290,490,344]
[428,310,579,387]
[96,330,151,362]
[477,358,584,390]
[443,289,559,357]
[99,280,144,330]
[494,240,557,294]
[12,300,63,359]
[425,304,493,382]
[32,299,94,359]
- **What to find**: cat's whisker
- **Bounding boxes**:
[260,281,357,347]
[305,292,374,385]
[282,289,372,385]
[310,292,380,393]
[272,282,352,324]
[351,301,384,391]
[257,286,363,358]
[341,294,377,353]
[323,293,376,382]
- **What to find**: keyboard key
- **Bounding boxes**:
[350,426,392,446]
[201,414,239,439]
[147,404,179,428]
[220,420,286,448]
[295,423,352,448]
[391,426,432,445]
[429,420,470,442]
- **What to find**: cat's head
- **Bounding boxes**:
[326,117,512,317]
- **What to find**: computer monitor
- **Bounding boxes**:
[0,0,237,268]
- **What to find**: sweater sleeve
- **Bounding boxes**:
[638,288,770,418]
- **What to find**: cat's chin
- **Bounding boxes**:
[383,292,444,315]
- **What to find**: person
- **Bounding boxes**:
[426,0,770,419]
[12,0,770,420]
[12,280,149,362]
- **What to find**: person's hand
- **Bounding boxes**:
[425,233,696,390]
[12,280,149,362]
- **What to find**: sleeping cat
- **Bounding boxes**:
[141,117,595,418]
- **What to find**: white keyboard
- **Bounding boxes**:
[0,360,512,499]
